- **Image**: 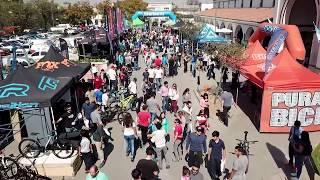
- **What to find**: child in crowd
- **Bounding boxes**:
[181,166,190,180]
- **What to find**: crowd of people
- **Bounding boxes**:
[52,28,314,180]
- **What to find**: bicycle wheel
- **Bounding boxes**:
[1,156,19,179]
[117,111,128,125]
[130,99,137,111]
[51,140,74,159]
[19,139,41,158]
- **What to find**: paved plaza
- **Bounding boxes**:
[5,57,320,180]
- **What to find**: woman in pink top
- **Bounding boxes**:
[199,93,210,118]
[173,119,183,161]
[196,110,209,134]
[181,166,190,180]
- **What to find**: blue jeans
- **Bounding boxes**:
[124,135,135,157]
[150,112,157,122]
[162,96,169,112]
[155,78,161,91]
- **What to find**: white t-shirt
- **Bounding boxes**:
[80,137,91,153]
[102,93,109,106]
[151,129,166,148]
[124,123,136,136]
[148,68,155,78]
[154,68,163,79]
[128,81,137,94]
[107,69,117,81]
[91,66,98,74]
[168,88,179,100]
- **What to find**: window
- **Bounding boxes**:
[260,0,263,7]
[272,0,275,7]
[250,0,252,8]
[41,52,47,56]
[241,0,244,8]
[164,8,169,10]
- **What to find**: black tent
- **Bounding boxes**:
[0,66,72,110]
[34,46,91,80]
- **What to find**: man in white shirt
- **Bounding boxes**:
[148,123,170,169]
[128,78,137,95]
[107,66,117,92]
[154,66,163,91]
[101,90,109,112]
[148,66,155,84]
[220,90,234,126]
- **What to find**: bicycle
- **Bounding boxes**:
[0,150,19,179]
[107,94,137,124]
[235,131,258,155]
[18,130,75,159]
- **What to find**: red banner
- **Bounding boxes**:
[260,88,320,132]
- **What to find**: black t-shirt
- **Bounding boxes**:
[136,159,159,180]
[209,139,225,160]
[60,112,74,128]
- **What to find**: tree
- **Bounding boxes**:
[64,2,95,25]
[118,0,147,19]
[96,0,110,14]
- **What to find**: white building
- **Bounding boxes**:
[146,0,174,26]
[91,8,104,27]
[200,3,213,11]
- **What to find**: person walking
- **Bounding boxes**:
[292,131,313,179]
[190,161,204,180]
[146,93,161,122]
[173,119,183,162]
[136,148,160,180]
[183,54,189,73]
[86,165,109,180]
[181,166,190,180]
[288,120,303,166]
[207,131,226,180]
[200,93,210,118]
[228,146,248,180]
[107,65,118,92]
[154,66,164,91]
[182,88,191,105]
[137,105,151,146]
[131,168,142,180]
[220,89,235,126]
[79,129,95,173]
[185,126,207,167]
[123,113,138,162]
[169,83,179,114]
[159,81,169,112]
[148,123,170,169]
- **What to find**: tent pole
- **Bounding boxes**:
[50,107,57,131]
[236,87,239,105]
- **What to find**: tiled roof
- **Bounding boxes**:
[196,8,273,23]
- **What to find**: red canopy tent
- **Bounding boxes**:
[239,24,320,132]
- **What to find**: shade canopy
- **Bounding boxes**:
[132,18,145,27]
[34,46,90,80]
[240,47,320,90]
[0,66,72,110]
[197,24,227,43]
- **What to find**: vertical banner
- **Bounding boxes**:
[119,9,123,32]
[104,8,109,32]
[116,8,121,34]
[113,7,117,35]
[260,88,320,132]
[108,7,114,40]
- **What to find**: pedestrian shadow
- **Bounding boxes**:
[104,142,114,161]
[266,142,293,179]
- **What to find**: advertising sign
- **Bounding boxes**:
[260,88,320,132]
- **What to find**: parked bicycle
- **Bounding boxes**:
[0,150,19,179]
[18,130,75,159]
[0,150,51,180]
[235,131,258,155]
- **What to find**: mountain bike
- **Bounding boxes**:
[18,130,75,159]
[235,131,258,155]
[107,94,137,124]
[0,150,19,179]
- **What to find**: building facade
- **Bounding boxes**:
[147,0,174,26]
[195,0,320,68]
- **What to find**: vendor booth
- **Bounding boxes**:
[240,23,320,133]
[197,24,227,43]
